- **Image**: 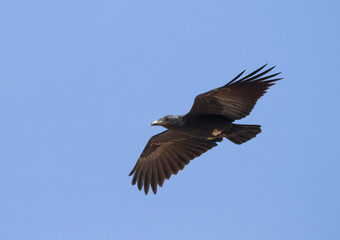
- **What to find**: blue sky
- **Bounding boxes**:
[1,0,339,239]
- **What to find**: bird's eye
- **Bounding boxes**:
[165,117,169,121]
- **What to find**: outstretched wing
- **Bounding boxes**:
[186,65,282,121]
[129,130,222,195]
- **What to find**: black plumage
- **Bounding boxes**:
[129,65,282,194]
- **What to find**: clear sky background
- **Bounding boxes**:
[1,1,339,239]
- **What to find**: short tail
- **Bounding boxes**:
[225,124,261,145]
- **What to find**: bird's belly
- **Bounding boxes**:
[183,115,231,139]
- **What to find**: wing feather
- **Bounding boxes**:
[129,130,220,194]
[137,162,147,191]
[151,161,158,194]
[144,163,152,195]
[155,159,165,187]
[160,155,172,180]
[163,145,185,170]
[186,65,282,121]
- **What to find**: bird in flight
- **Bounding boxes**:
[129,64,282,195]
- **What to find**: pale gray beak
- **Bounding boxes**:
[151,119,163,126]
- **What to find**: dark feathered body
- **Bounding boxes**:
[164,114,261,145]
[129,65,282,195]
[166,114,228,138]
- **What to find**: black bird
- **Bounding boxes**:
[129,65,282,195]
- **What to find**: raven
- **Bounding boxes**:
[129,65,282,195]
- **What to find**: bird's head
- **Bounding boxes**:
[151,115,184,128]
